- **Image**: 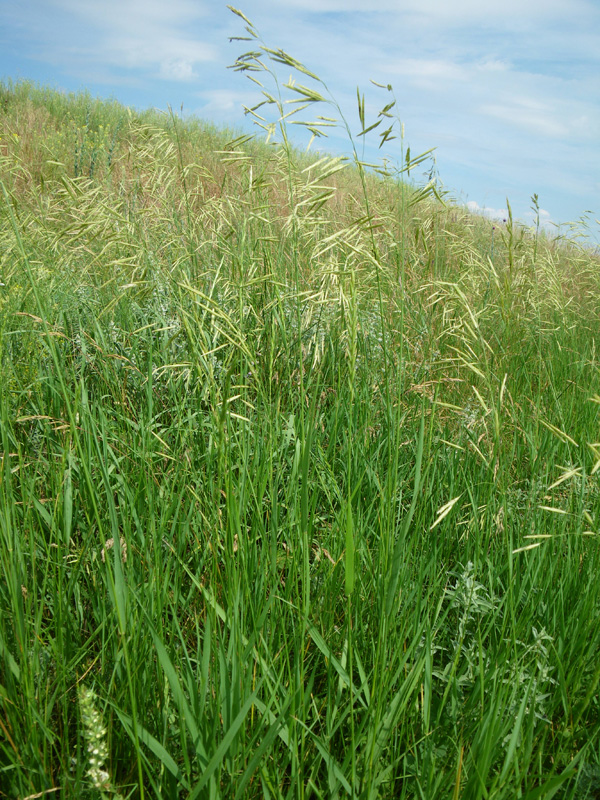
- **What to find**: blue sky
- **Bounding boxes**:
[1,0,599,233]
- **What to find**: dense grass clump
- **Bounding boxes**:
[1,14,600,798]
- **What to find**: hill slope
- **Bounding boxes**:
[1,79,600,798]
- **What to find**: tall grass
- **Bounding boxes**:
[1,10,600,798]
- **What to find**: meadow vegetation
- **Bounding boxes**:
[1,11,600,798]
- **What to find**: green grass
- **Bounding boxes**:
[1,11,600,798]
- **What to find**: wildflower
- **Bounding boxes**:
[78,685,110,790]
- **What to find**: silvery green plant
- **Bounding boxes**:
[435,561,495,687]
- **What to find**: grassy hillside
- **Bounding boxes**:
[1,36,600,799]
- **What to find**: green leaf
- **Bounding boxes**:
[188,688,261,799]
[345,501,355,596]
[114,707,187,785]
[385,413,425,615]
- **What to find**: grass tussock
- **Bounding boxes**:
[1,11,600,798]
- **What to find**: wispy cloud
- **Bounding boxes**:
[270,0,592,25]
[480,100,569,140]
[384,58,469,88]
[4,0,217,83]
[480,93,597,142]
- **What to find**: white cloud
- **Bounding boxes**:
[108,35,215,77]
[198,90,252,115]
[160,59,197,82]
[18,0,217,82]
[466,201,508,221]
[466,203,555,231]
[477,59,510,73]
[522,207,555,230]
[383,58,469,86]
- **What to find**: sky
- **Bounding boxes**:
[1,0,599,234]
